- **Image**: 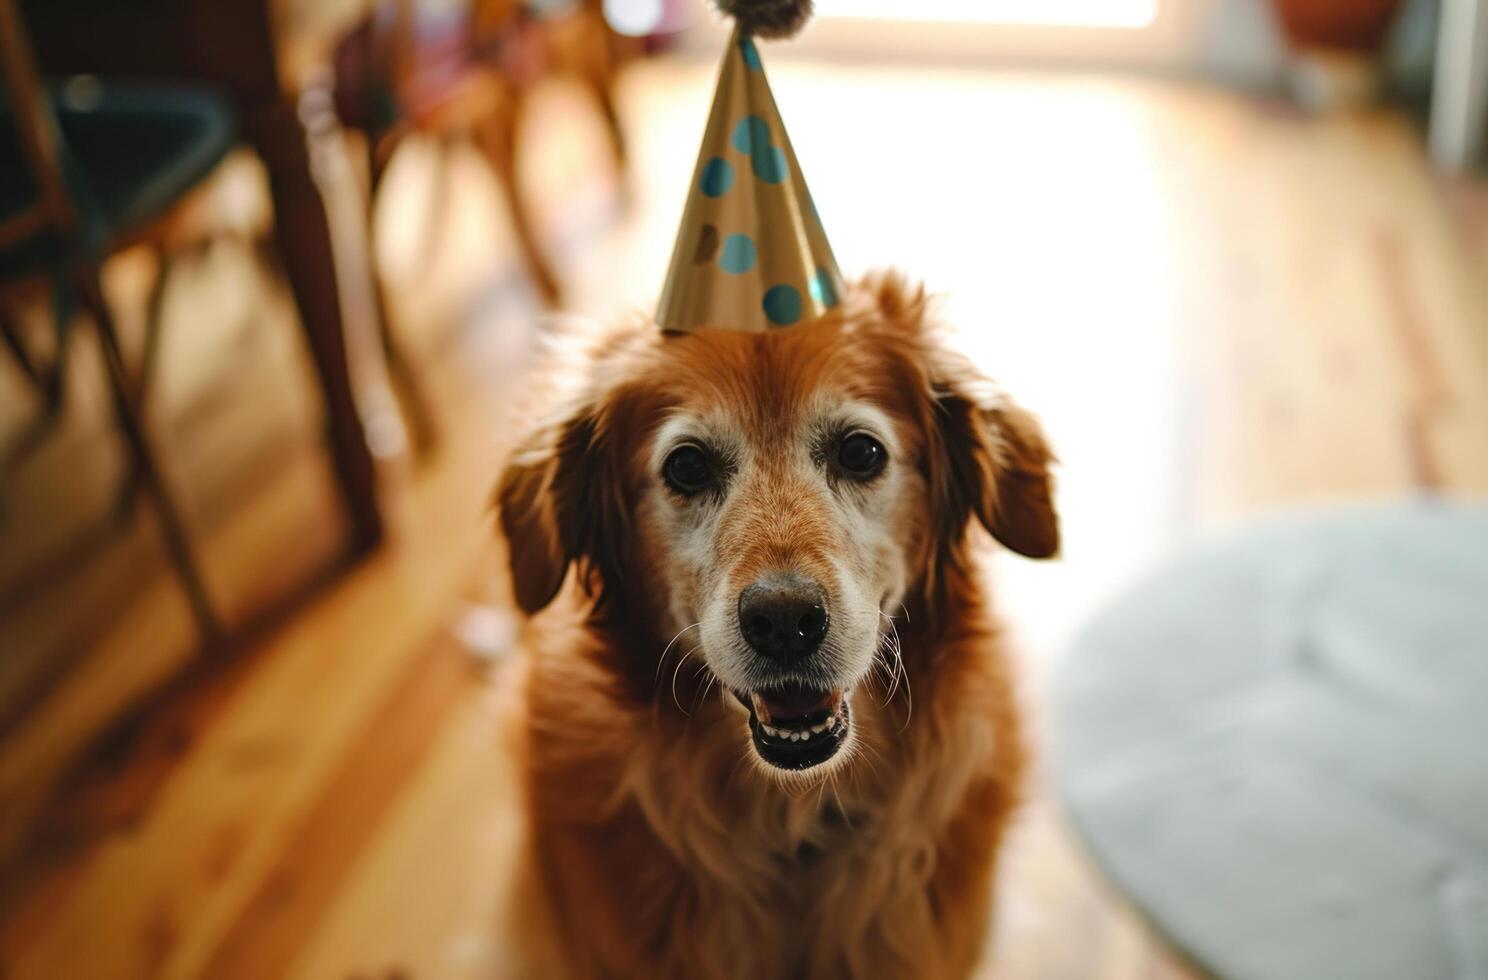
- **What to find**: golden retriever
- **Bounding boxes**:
[495,272,1058,978]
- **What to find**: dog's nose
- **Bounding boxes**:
[738,576,829,662]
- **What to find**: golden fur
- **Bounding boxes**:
[495,273,1058,979]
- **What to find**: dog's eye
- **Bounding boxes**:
[837,433,886,478]
[663,445,714,495]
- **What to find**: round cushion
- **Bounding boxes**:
[1052,503,1488,980]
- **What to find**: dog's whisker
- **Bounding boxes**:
[656,622,703,688]
[689,666,721,715]
[871,637,898,708]
[869,659,892,707]
[882,646,901,705]
[876,611,912,732]
[891,662,912,733]
[874,615,907,708]
[670,643,702,716]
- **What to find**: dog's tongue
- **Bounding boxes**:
[752,684,840,725]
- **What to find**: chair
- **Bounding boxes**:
[329,0,633,454]
[0,0,237,642]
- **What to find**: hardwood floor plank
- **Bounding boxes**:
[0,450,342,864]
[195,631,481,980]
[283,660,522,980]
[2,515,499,980]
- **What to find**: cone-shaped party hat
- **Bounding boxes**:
[657,2,843,333]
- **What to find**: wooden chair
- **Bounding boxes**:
[329,0,633,454]
[0,0,236,641]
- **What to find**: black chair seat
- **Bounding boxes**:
[0,80,235,278]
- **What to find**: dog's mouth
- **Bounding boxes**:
[733,683,850,771]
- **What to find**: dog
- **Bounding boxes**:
[495,272,1059,978]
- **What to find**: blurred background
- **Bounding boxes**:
[1,0,1485,977]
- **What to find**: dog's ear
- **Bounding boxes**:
[981,399,1060,558]
[496,403,624,614]
[933,371,1060,560]
[861,270,1058,557]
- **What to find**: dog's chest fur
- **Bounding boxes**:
[512,636,1018,980]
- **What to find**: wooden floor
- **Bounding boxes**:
[2,55,1486,979]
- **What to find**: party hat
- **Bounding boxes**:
[657,1,843,333]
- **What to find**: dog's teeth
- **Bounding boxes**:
[759,718,848,742]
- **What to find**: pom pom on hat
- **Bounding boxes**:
[713,0,814,39]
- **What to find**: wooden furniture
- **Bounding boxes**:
[334,0,628,306]
[1269,0,1403,50]
[20,0,392,556]
[330,0,631,451]
[0,0,233,640]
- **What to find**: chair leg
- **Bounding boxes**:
[112,247,175,521]
[136,246,172,408]
[409,135,454,283]
[74,264,223,644]
[578,14,627,172]
[368,133,440,457]
[589,75,627,175]
[0,398,66,484]
[2,310,42,387]
[0,310,69,483]
[472,98,564,307]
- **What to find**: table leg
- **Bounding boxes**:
[244,98,384,551]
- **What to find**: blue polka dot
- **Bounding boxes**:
[738,37,762,70]
[751,146,788,184]
[699,157,733,197]
[719,234,756,274]
[763,284,803,326]
[732,116,771,154]
[809,268,839,307]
